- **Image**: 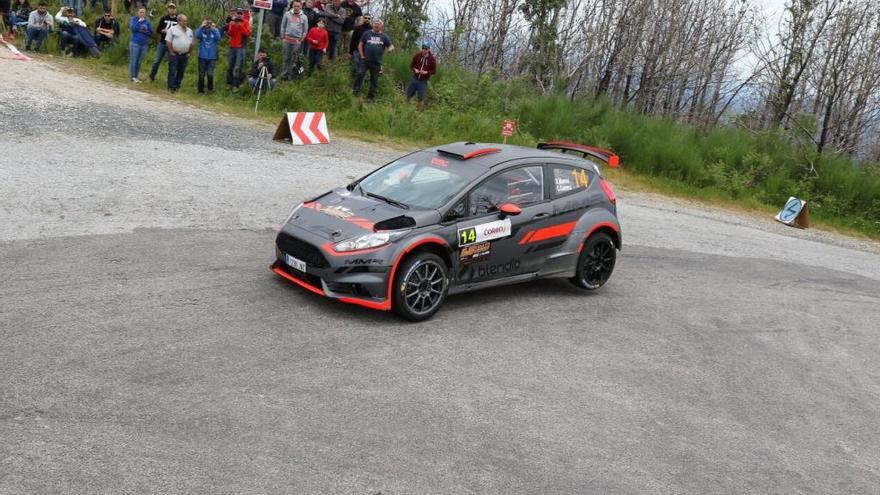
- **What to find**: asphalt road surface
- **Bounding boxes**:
[2,58,880,494]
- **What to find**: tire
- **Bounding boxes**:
[570,232,617,290]
[391,252,449,322]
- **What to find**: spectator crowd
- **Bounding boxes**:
[1,0,438,106]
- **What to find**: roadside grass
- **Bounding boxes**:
[26,0,880,240]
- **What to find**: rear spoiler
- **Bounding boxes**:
[537,142,619,168]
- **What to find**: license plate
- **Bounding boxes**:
[285,254,307,272]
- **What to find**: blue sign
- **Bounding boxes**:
[779,198,803,223]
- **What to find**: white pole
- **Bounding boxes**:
[254,9,265,62]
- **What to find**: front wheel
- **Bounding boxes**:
[391,252,449,322]
[570,232,617,290]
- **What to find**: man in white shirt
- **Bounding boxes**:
[164,13,193,93]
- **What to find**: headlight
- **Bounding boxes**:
[333,232,392,252]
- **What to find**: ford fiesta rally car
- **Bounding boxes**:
[272,141,621,321]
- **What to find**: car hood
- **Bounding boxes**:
[284,188,441,241]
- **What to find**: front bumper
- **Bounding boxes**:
[272,230,394,311]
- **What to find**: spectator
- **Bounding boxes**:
[268,0,286,38]
[148,2,177,82]
[194,17,220,94]
[339,0,360,59]
[128,6,151,82]
[321,0,344,61]
[89,0,108,15]
[348,13,369,73]
[24,1,51,52]
[248,48,277,91]
[305,17,327,73]
[164,13,192,93]
[56,6,100,57]
[406,42,436,110]
[225,7,250,90]
[300,0,318,57]
[353,18,393,101]
[7,0,32,33]
[93,9,119,47]
[279,0,307,80]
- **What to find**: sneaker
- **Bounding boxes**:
[131,77,142,83]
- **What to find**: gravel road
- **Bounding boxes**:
[2,57,880,494]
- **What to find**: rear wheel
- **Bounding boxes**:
[391,252,449,322]
[570,232,616,290]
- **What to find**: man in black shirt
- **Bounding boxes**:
[93,9,119,47]
[349,13,370,73]
[149,2,178,82]
[353,18,394,101]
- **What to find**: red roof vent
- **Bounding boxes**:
[437,143,502,160]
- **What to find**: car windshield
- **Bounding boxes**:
[358,156,471,210]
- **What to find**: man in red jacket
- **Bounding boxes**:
[225,7,251,89]
[405,42,437,110]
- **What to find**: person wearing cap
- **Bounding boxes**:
[305,17,327,73]
[164,13,193,93]
[405,42,436,110]
[149,2,178,82]
[128,6,152,82]
[348,14,369,74]
[353,18,393,101]
[224,7,251,89]
[93,9,119,47]
[55,6,100,57]
[279,0,307,80]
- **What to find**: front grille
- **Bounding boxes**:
[276,232,330,268]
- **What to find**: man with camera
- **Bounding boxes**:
[224,7,250,90]
[194,17,221,93]
[25,1,52,52]
[248,48,277,91]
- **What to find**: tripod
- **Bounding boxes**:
[253,64,270,112]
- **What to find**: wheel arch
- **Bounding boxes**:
[585,223,621,250]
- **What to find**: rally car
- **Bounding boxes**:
[272,141,621,321]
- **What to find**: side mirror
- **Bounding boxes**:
[498,203,522,218]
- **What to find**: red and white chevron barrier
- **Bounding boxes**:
[273,112,330,145]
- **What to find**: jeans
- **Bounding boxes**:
[26,28,49,51]
[268,12,282,37]
[60,31,82,53]
[327,30,339,61]
[351,50,362,74]
[149,42,168,80]
[167,52,189,91]
[226,46,246,87]
[129,41,149,79]
[406,78,428,100]
[281,41,302,79]
[72,0,84,17]
[197,58,216,92]
[308,48,323,72]
[353,60,381,98]
[90,0,110,11]
[248,76,276,90]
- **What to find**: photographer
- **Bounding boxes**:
[248,48,277,90]
[224,7,250,90]
[194,17,221,93]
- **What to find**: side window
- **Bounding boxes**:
[444,199,467,222]
[469,165,544,216]
[552,165,592,197]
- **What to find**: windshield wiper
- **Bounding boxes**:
[365,191,409,210]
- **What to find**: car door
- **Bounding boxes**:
[453,164,556,283]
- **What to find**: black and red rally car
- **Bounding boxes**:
[272,141,621,321]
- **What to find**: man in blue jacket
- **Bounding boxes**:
[194,17,221,94]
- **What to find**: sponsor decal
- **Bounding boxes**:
[344,258,383,265]
[457,218,512,247]
[315,203,354,219]
[474,259,521,278]
[459,242,491,265]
